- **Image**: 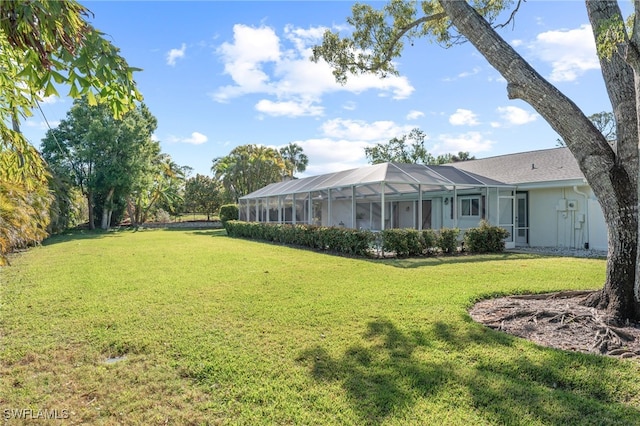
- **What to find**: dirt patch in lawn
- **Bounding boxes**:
[469,291,640,359]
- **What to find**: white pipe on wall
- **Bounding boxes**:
[573,185,590,248]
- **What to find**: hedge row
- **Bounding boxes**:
[225,220,509,257]
[378,228,462,257]
[224,221,375,256]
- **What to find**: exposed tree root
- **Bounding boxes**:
[470,292,640,359]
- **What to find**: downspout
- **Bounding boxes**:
[327,188,332,227]
[380,182,386,230]
[418,184,423,231]
[453,185,458,229]
[351,185,356,229]
[573,185,590,249]
[292,193,296,225]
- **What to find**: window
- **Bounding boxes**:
[460,197,480,217]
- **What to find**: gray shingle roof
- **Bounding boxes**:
[451,147,585,185]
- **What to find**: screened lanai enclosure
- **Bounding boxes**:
[239,162,518,247]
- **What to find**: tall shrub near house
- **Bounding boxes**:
[219,204,239,227]
[437,228,460,254]
[464,220,509,253]
[422,229,437,255]
[380,229,423,257]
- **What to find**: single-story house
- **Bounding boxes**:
[238,147,607,251]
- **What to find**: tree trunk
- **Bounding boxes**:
[583,0,640,322]
[101,188,115,230]
[87,191,95,230]
[439,0,640,321]
[126,197,137,227]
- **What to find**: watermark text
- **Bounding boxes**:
[3,408,69,420]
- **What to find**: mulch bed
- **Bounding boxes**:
[469,291,640,359]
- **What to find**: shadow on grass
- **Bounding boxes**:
[297,319,449,424]
[42,228,124,246]
[297,318,639,425]
[174,229,227,237]
[42,227,228,246]
[367,252,550,269]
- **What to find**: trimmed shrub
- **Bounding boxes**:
[224,221,375,257]
[437,228,460,254]
[381,229,423,257]
[464,220,510,253]
[219,204,239,226]
[422,229,437,255]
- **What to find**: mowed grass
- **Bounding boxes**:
[1,229,639,425]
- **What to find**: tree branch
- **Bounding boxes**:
[360,12,447,73]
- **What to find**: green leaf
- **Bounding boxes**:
[68,83,80,99]
[44,80,59,98]
[86,90,97,106]
[50,70,67,84]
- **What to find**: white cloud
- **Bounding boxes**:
[497,106,538,125]
[168,132,208,145]
[255,99,323,117]
[443,66,481,82]
[406,110,424,120]
[321,118,414,141]
[432,132,495,155]
[215,25,280,99]
[166,43,187,66]
[284,24,326,53]
[212,24,414,107]
[25,119,60,130]
[342,101,357,111]
[295,138,370,175]
[283,118,425,175]
[528,24,599,82]
[449,109,479,126]
[457,67,481,78]
[39,94,60,105]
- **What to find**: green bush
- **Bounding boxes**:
[381,229,423,257]
[226,221,470,258]
[464,220,510,253]
[422,229,437,255]
[219,204,239,226]
[437,228,460,254]
[224,221,375,257]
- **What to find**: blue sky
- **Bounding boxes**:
[24,1,619,178]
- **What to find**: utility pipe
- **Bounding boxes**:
[573,185,590,249]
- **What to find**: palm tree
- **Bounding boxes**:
[279,143,309,178]
[0,145,51,265]
[213,144,287,201]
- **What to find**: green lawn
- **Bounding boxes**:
[1,229,639,425]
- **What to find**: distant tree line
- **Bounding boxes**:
[364,128,474,165]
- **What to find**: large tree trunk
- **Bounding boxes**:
[584,1,640,322]
[439,0,640,322]
[126,196,137,227]
[101,188,115,230]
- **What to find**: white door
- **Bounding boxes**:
[515,192,528,246]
